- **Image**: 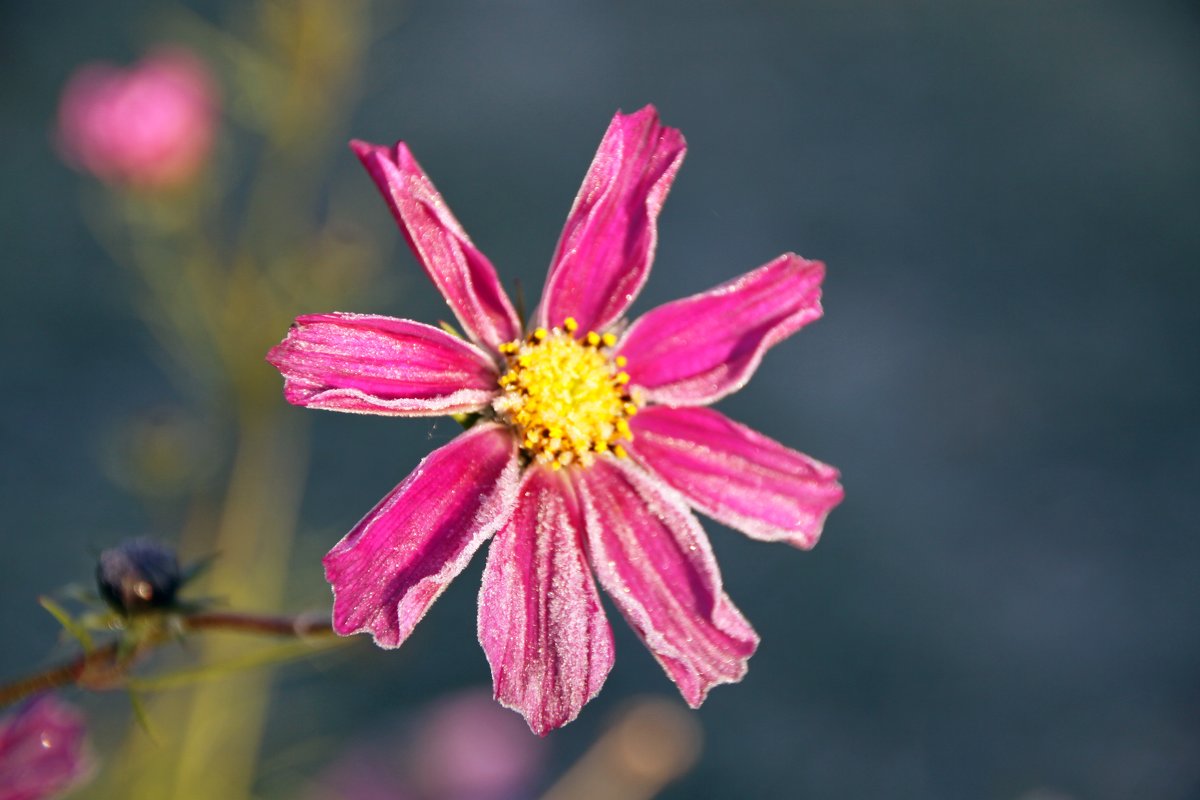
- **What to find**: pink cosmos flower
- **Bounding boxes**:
[268,106,844,734]
[56,47,218,189]
[0,696,93,800]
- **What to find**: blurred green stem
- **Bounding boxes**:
[168,409,310,800]
[70,3,376,797]
[0,607,336,708]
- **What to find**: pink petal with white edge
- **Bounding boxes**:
[352,140,521,351]
[267,313,500,417]
[324,423,520,648]
[478,466,614,735]
[618,254,825,406]
[537,106,686,334]
[577,457,759,707]
[627,406,843,549]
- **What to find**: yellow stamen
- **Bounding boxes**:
[602,332,617,347]
[494,319,635,469]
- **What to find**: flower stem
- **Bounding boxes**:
[183,610,333,638]
[0,610,335,708]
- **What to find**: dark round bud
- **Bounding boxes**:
[96,538,182,615]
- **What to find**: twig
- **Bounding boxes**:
[0,610,335,708]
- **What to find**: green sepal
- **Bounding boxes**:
[451,412,482,430]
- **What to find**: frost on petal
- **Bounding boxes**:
[537,106,686,334]
[0,695,93,800]
[478,466,614,735]
[578,458,758,707]
[351,140,521,351]
[627,406,843,549]
[324,423,520,649]
[618,254,825,406]
[267,313,500,417]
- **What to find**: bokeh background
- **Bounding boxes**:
[2,1,1198,798]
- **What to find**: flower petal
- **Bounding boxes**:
[618,254,825,406]
[352,140,521,351]
[627,406,843,549]
[577,457,758,707]
[537,106,686,334]
[324,423,520,649]
[0,696,93,800]
[267,312,500,417]
[478,466,614,735]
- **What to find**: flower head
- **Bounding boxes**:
[268,106,843,734]
[0,696,93,800]
[56,47,218,189]
[96,538,182,615]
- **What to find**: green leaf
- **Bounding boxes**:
[38,596,93,652]
[128,689,161,744]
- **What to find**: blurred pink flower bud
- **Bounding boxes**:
[0,695,93,800]
[411,689,545,800]
[56,47,218,190]
[309,688,544,800]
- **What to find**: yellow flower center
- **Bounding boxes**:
[494,317,637,470]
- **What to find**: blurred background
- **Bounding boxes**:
[1,1,1198,798]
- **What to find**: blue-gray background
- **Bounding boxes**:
[2,1,1198,798]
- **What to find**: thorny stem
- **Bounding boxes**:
[0,610,336,708]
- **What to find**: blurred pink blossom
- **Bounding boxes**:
[56,47,218,189]
[0,696,93,800]
[410,690,545,800]
[310,688,544,800]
